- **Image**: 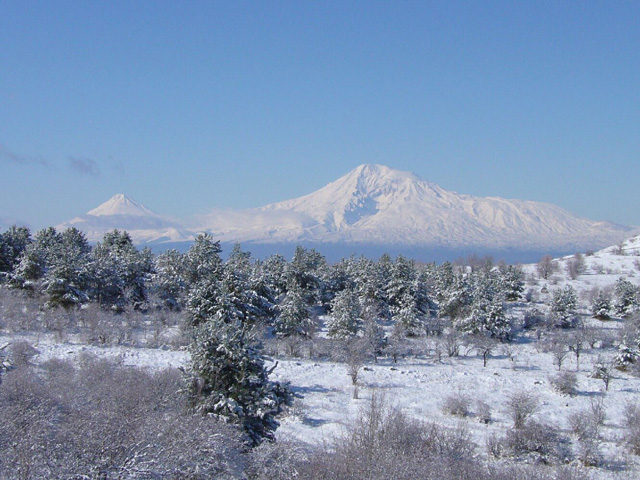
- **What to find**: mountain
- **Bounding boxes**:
[199,164,635,252]
[57,194,192,244]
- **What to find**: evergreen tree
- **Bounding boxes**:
[501,265,525,301]
[42,228,91,308]
[0,225,31,276]
[152,249,187,309]
[188,316,290,445]
[392,292,423,336]
[550,285,578,328]
[591,290,612,320]
[328,288,361,339]
[614,277,639,317]
[274,282,312,337]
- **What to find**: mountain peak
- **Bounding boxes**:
[87,194,155,217]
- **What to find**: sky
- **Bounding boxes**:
[1,1,639,230]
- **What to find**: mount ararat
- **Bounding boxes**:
[57,165,636,259]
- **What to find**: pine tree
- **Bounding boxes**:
[152,249,187,309]
[591,290,612,320]
[42,228,91,308]
[550,285,578,328]
[392,292,423,336]
[188,317,290,445]
[0,225,31,276]
[614,277,639,317]
[328,288,361,339]
[274,282,312,337]
[501,265,525,301]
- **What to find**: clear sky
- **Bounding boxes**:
[2,1,639,230]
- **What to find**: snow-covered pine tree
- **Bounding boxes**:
[591,290,612,320]
[614,277,639,317]
[392,292,423,337]
[327,288,361,339]
[42,228,91,308]
[152,249,187,309]
[550,285,578,328]
[0,225,31,277]
[274,281,312,337]
[501,265,525,301]
[188,316,290,445]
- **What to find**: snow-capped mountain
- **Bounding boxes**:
[57,194,192,244]
[200,164,635,251]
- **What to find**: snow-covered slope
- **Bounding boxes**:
[200,164,635,250]
[57,194,193,244]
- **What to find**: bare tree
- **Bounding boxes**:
[537,254,557,280]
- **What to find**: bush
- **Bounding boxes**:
[549,370,578,396]
[623,402,640,455]
[492,421,572,465]
[442,392,472,417]
[287,393,486,480]
[506,390,540,429]
[0,356,244,479]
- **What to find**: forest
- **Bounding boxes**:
[1,225,640,479]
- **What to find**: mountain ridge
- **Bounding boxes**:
[55,165,637,253]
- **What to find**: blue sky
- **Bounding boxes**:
[2,1,639,229]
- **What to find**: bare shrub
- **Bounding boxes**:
[623,402,640,455]
[8,339,39,368]
[492,421,572,465]
[506,390,540,429]
[476,400,492,424]
[549,370,578,396]
[442,391,472,417]
[590,356,615,391]
[0,357,245,479]
[289,393,486,480]
[568,407,602,466]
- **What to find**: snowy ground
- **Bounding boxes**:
[2,236,640,477]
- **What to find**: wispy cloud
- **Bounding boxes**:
[68,156,100,176]
[0,144,48,167]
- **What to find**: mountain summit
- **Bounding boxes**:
[57,194,191,244]
[200,164,634,251]
[87,194,156,217]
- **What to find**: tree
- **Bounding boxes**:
[188,316,290,445]
[42,228,91,308]
[550,285,578,328]
[614,277,639,317]
[88,230,154,309]
[537,254,556,280]
[591,290,612,320]
[566,253,586,280]
[274,282,312,337]
[0,226,31,276]
[327,289,361,339]
[152,249,187,309]
[501,265,525,301]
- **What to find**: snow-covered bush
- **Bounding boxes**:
[492,421,572,464]
[549,370,578,396]
[442,391,472,417]
[623,402,640,455]
[506,390,540,429]
[0,357,245,479]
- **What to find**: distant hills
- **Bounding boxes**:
[55,165,637,260]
